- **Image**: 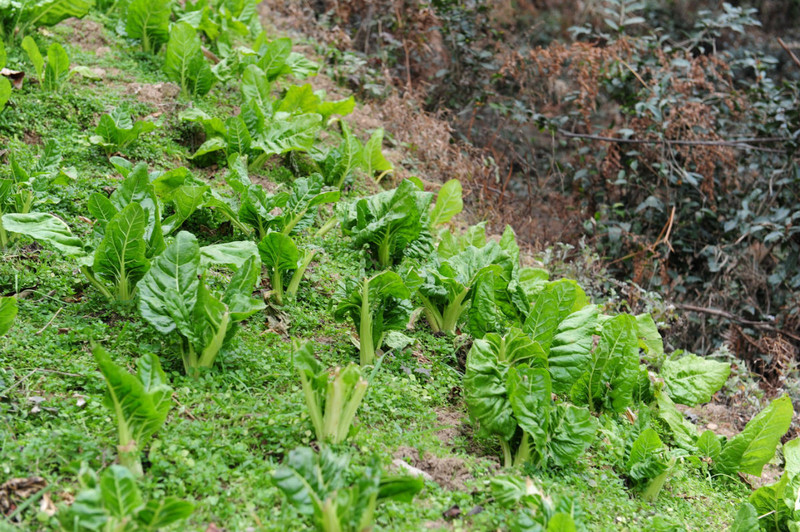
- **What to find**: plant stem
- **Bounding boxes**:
[272,268,284,306]
[378,232,392,267]
[441,288,469,334]
[315,215,338,238]
[287,250,317,298]
[300,372,324,441]
[513,432,531,467]
[500,439,513,469]
[80,265,113,300]
[359,277,374,365]
[337,379,368,443]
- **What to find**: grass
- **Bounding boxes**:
[0,10,755,532]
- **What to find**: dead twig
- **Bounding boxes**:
[677,303,800,343]
[557,129,789,152]
[778,38,800,69]
[35,307,62,336]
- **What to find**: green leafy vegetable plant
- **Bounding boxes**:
[94,345,170,476]
[90,107,158,155]
[340,179,433,268]
[138,231,265,374]
[491,475,585,530]
[661,352,731,406]
[163,21,216,97]
[258,232,316,306]
[715,394,793,477]
[333,270,412,366]
[181,103,322,168]
[464,328,597,468]
[0,296,17,336]
[1,0,93,43]
[0,140,71,248]
[273,446,423,532]
[294,341,368,444]
[625,428,674,501]
[125,0,171,53]
[747,438,800,531]
[21,37,71,91]
[57,464,194,531]
[415,239,514,334]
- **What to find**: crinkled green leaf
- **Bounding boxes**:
[718,395,793,476]
[662,352,731,406]
[571,313,638,413]
[429,179,463,228]
[2,212,85,256]
[546,304,598,395]
[93,203,149,302]
[99,466,143,519]
[126,0,171,53]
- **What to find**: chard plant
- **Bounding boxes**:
[221,157,339,239]
[94,346,171,477]
[138,231,265,374]
[490,475,585,531]
[163,22,215,97]
[258,232,316,306]
[4,163,167,304]
[294,341,368,444]
[0,0,92,43]
[181,101,322,168]
[340,179,434,268]
[0,296,17,336]
[464,328,597,468]
[273,446,423,532]
[414,240,514,334]
[743,438,800,531]
[0,140,71,248]
[333,271,412,366]
[89,107,158,155]
[21,37,71,91]
[57,464,194,531]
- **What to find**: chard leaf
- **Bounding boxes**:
[546,304,598,395]
[199,240,259,269]
[94,346,171,465]
[21,36,44,82]
[254,113,321,156]
[221,256,265,321]
[257,38,292,80]
[161,185,209,235]
[655,391,698,451]
[99,466,143,519]
[570,313,638,412]
[163,22,215,97]
[88,193,119,236]
[258,232,300,275]
[341,179,433,267]
[508,365,551,455]
[730,503,760,532]
[92,203,149,302]
[225,115,252,156]
[135,497,195,529]
[0,296,17,336]
[463,334,517,441]
[696,430,721,462]
[138,231,200,340]
[2,212,85,256]
[241,65,271,108]
[627,428,668,482]
[547,403,597,468]
[361,128,392,177]
[429,179,463,228]
[43,42,70,91]
[274,84,319,114]
[317,95,355,121]
[24,0,93,29]
[635,313,664,360]
[280,174,339,235]
[90,108,157,154]
[126,0,171,53]
[662,353,731,406]
[718,395,793,476]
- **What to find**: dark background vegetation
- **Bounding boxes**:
[265,0,800,386]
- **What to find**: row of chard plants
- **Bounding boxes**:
[0,0,798,530]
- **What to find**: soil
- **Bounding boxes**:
[127,83,181,107]
[62,18,109,54]
[433,407,466,446]
[392,446,476,491]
